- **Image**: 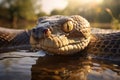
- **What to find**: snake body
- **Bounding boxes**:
[0,15,120,59]
[87,30,120,59]
[0,27,31,52]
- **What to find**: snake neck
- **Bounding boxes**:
[87,32,120,59]
[0,27,31,52]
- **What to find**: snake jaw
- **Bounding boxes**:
[30,34,90,55]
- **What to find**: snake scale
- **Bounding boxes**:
[0,15,120,60]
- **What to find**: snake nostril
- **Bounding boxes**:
[43,28,51,37]
[43,29,48,34]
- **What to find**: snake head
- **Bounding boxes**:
[30,15,91,55]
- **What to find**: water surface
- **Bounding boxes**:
[0,51,120,80]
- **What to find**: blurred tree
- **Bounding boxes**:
[51,9,63,15]
[61,0,81,15]
[0,0,36,28]
[37,11,48,17]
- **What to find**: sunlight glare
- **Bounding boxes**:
[81,0,103,4]
[41,0,68,14]
[37,0,103,14]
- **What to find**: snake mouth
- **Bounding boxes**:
[30,35,90,55]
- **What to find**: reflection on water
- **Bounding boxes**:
[31,55,90,80]
[0,51,120,80]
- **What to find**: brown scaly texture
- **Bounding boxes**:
[0,27,31,53]
[30,15,91,55]
[30,15,120,58]
[87,29,120,59]
[0,15,120,60]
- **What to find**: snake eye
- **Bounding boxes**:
[63,21,74,33]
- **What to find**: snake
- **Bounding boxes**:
[0,15,120,59]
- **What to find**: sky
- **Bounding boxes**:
[40,0,68,14]
[39,0,103,14]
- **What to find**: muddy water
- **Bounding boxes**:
[0,51,120,80]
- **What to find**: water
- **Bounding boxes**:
[0,51,120,80]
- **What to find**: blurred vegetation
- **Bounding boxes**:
[106,8,120,29]
[0,0,37,28]
[0,0,119,29]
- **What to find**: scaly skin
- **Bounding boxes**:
[30,15,91,55]
[30,15,120,58]
[87,30,120,59]
[0,15,120,59]
[0,27,31,53]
